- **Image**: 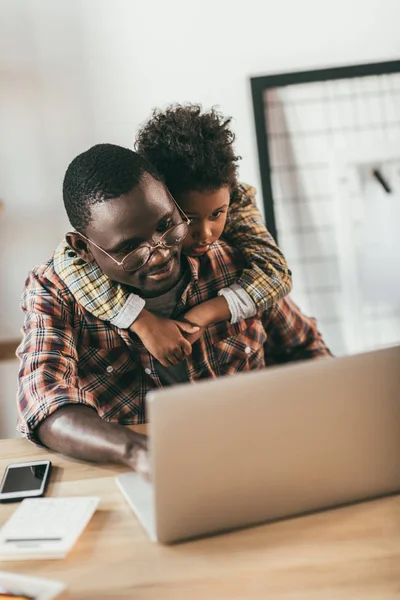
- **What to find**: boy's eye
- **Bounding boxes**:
[210,210,223,219]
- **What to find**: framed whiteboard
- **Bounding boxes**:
[251,60,400,355]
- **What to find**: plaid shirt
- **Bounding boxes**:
[17,241,330,444]
[53,183,292,324]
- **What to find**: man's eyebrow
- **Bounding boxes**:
[107,236,141,254]
[157,210,175,223]
[107,211,176,253]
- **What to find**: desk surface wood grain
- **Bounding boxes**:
[1,429,400,599]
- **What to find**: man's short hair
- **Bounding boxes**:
[63,143,163,232]
[135,104,240,197]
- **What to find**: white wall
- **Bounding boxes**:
[1,0,399,340]
[0,360,19,438]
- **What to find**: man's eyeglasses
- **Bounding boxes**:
[77,194,191,274]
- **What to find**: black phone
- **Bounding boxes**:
[0,460,52,502]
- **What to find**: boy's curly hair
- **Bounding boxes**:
[135,104,240,197]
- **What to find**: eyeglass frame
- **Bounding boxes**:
[76,192,192,273]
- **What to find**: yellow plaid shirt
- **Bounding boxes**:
[54,183,292,324]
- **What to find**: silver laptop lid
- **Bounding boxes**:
[147,346,400,543]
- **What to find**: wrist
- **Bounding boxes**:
[184,308,211,328]
[185,297,231,327]
[122,432,149,475]
[130,308,154,336]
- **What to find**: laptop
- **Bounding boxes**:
[115,345,400,544]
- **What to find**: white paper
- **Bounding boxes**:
[0,571,65,600]
[0,496,100,561]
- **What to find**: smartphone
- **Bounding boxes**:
[0,460,52,502]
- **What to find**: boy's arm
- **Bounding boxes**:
[184,184,292,329]
[54,241,199,366]
[17,269,146,471]
[54,241,145,329]
[223,184,292,316]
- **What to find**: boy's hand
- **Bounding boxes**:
[181,322,205,346]
[131,309,199,367]
[182,297,231,345]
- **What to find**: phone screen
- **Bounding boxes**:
[1,464,48,494]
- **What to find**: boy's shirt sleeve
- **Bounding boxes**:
[53,241,144,329]
[223,183,292,312]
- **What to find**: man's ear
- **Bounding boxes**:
[65,232,95,263]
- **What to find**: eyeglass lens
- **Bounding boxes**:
[121,222,188,272]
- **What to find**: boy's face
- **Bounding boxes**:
[177,186,231,257]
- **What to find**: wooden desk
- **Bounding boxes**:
[1,430,400,599]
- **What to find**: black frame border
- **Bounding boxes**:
[250,59,400,242]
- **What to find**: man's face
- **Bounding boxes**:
[76,175,184,297]
[177,186,231,257]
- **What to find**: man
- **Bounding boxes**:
[17,144,331,474]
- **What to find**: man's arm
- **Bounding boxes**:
[17,268,147,472]
[263,297,333,363]
[38,406,147,472]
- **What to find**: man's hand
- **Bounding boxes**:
[131,309,199,367]
[124,431,150,479]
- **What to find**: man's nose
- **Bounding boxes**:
[147,246,171,266]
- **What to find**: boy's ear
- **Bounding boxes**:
[65,232,95,263]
